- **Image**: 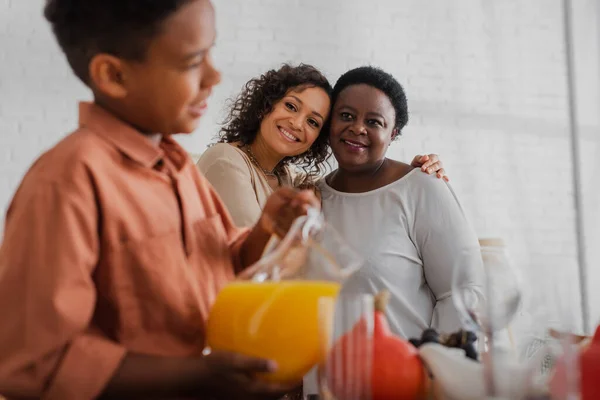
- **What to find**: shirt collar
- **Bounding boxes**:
[78,102,164,168]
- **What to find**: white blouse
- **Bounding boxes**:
[319,169,484,339]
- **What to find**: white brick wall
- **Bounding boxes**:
[1,0,598,339]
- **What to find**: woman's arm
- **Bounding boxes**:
[410,175,484,333]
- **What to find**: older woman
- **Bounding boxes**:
[321,66,483,339]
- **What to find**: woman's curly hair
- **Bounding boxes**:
[218,64,333,184]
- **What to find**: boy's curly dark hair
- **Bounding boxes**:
[44,0,195,84]
[218,64,333,183]
[331,66,409,138]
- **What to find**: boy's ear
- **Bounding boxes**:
[88,54,128,98]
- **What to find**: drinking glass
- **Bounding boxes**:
[452,240,523,397]
[317,294,374,400]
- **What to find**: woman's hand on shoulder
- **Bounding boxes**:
[411,154,449,182]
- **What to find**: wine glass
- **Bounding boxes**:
[453,242,523,333]
[452,240,523,397]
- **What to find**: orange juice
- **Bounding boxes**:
[206,280,340,383]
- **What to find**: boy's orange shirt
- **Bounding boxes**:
[0,102,249,399]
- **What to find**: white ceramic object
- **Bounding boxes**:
[419,343,539,400]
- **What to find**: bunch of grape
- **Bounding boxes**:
[409,328,478,361]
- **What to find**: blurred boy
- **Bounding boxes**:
[0,1,315,398]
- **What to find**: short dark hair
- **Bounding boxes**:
[331,66,409,138]
[218,63,333,181]
[44,0,195,84]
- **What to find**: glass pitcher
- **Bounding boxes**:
[205,208,364,384]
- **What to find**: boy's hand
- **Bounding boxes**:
[259,187,320,238]
[200,350,300,400]
[239,187,320,270]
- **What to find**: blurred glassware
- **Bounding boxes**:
[206,208,364,383]
[317,294,374,400]
[452,239,524,397]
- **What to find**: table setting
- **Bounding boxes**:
[204,209,599,399]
